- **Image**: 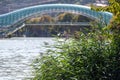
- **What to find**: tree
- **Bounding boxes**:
[57,13,74,22]
[91,0,120,79]
[26,15,54,23]
[91,0,120,32]
[73,15,92,22]
[32,1,120,80]
[39,15,54,23]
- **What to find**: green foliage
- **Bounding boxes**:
[91,1,120,77]
[57,13,92,22]
[32,23,120,79]
[26,15,54,23]
[73,15,93,22]
[31,1,120,79]
[27,13,92,24]
[57,13,73,22]
[91,0,120,32]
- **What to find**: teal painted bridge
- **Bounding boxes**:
[0,4,112,27]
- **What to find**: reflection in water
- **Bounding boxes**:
[0,37,54,80]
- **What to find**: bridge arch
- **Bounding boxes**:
[0,4,112,27]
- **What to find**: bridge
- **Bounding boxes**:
[0,4,113,37]
[0,4,113,27]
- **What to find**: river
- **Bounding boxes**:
[0,37,55,80]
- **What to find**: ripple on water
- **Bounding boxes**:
[0,37,54,80]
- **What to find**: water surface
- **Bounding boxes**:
[0,37,54,80]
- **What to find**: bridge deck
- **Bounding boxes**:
[25,22,90,26]
[5,22,90,37]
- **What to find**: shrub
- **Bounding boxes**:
[31,23,120,80]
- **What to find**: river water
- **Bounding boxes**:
[0,37,55,80]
